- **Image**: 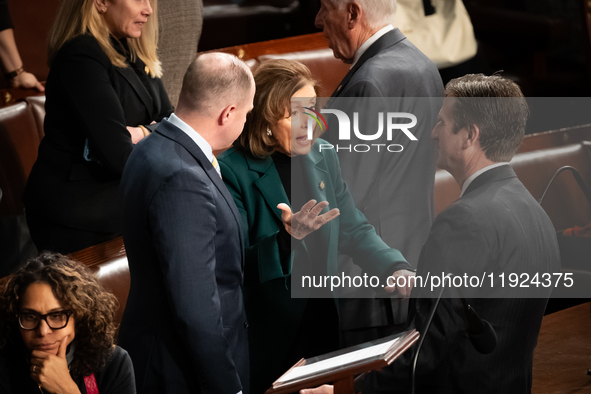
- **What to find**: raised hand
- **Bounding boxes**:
[277,199,340,240]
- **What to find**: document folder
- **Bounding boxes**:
[266,328,419,394]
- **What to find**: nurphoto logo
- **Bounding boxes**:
[305,108,419,153]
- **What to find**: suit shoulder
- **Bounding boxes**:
[377,39,438,73]
[51,34,111,70]
[95,346,135,392]
[351,41,443,96]
[127,133,208,183]
[431,201,492,255]
[436,200,479,226]
[107,345,133,367]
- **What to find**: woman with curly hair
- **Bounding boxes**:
[0,252,135,393]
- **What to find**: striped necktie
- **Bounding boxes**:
[212,156,222,179]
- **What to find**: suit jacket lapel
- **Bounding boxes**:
[301,148,336,264]
[303,148,329,204]
[329,28,407,98]
[247,155,290,223]
[156,120,245,254]
[115,67,154,117]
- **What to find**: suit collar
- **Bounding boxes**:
[157,119,223,187]
[305,142,325,167]
[167,113,214,162]
[460,163,511,197]
[463,165,517,196]
[351,25,394,68]
[330,28,407,98]
[245,151,275,174]
[244,146,324,170]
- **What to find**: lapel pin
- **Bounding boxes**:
[319,181,325,190]
[144,66,149,74]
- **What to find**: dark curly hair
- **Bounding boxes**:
[0,252,119,379]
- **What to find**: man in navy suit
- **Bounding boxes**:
[315,0,444,346]
[118,53,255,394]
[303,74,560,394]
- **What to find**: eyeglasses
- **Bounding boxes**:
[17,310,73,331]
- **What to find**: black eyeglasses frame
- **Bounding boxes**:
[17,310,73,331]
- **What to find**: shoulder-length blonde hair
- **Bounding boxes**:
[236,59,321,158]
[48,0,162,78]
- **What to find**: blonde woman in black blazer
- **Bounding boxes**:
[24,0,172,254]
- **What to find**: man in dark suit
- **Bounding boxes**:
[303,74,561,394]
[118,53,255,394]
[314,0,444,346]
[362,74,561,393]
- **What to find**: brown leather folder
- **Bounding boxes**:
[266,328,420,394]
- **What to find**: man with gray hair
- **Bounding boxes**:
[315,0,444,346]
[119,53,255,394]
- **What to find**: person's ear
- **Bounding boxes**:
[346,1,362,30]
[462,124,480,150]
[94,0,108,14]
[218,104,236,126]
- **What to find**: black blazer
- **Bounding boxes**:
[363,166,561,393]
[119,119,249,394]
[23,34,172,249]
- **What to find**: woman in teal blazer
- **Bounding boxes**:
[219,60,410,393]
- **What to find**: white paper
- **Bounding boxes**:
[276,337,400,384]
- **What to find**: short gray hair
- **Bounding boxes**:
[329,0,396,29]
[178,52,253,117]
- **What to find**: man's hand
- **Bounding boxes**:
[30,335,81,394]
[277,199,340,240]
[385,269,415,298]
[300,384,334,394]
